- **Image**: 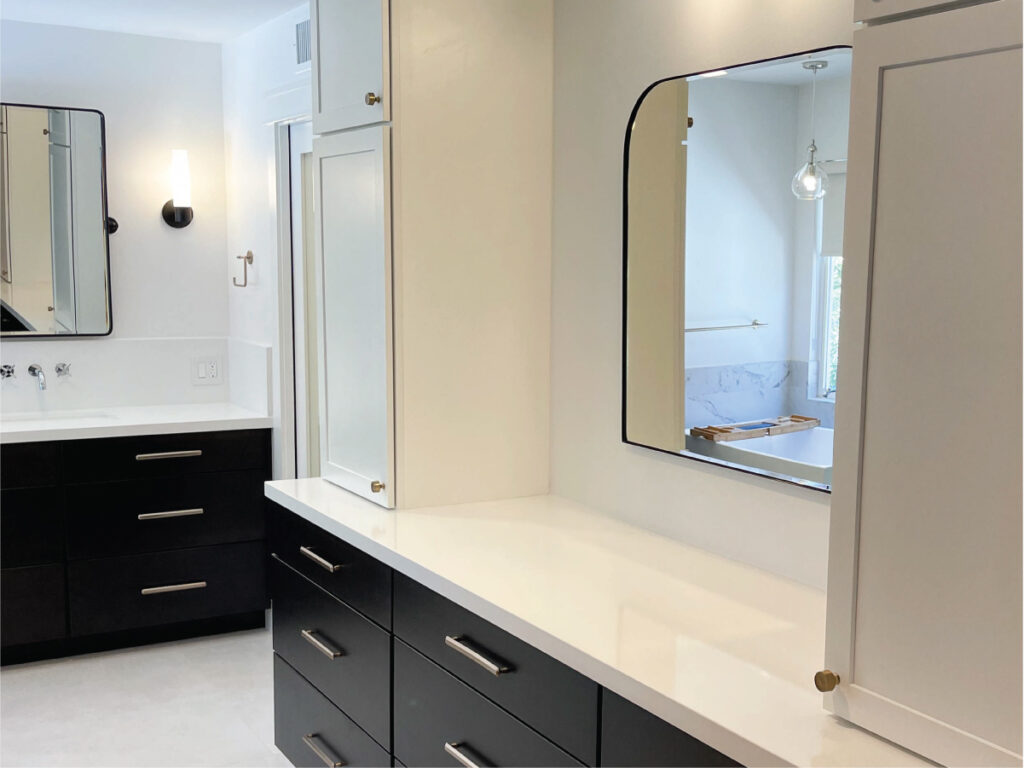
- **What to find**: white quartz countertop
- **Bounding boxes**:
[0,403,273,443]
[265,478,928,768]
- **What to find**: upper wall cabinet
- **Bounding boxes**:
[311,0,390,134]
[310,0,553,509]
[825,1,1022,765]
[853,0,993,22]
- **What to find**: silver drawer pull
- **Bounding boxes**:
[140,580,207,596]
[444,742,480,768]
[299,546,343,573]
[137,507,204,521]
[301,629,344,659]
[303,734,346,767]
[444,635,511,676]
[134,449,203,461]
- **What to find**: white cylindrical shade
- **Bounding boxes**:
[170,149,191,207]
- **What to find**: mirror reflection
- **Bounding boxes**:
[1,104,111,336]
[623,48,851,490]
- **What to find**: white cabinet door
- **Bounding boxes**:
[827,2,1022,765]
[853,0,999,23]
[313,126,394,507]
[311,0,390,134]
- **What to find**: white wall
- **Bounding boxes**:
[551,0,853,588]
[0,21,228,340]
[684,79,797,369]
[221,4,310,477]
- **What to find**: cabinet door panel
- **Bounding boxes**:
[827,3,1022,765]
[312,0,390,133]
[854,0,998,23]
[0,564,66,647]
[314,126,394,507]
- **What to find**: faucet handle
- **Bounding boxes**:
[0,364,14,379]
[55,362,71,377]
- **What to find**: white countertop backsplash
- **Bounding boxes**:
[265,478,929,768]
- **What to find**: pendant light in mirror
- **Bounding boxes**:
[792,60,830,200]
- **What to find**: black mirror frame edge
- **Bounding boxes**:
[619,45,852,495]
[1,102,114,339]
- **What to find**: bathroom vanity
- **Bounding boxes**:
[265,478,926,768]
[0,419,272,665]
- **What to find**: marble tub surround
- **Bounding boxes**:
[685,360,834,429]
[265,478,927,768]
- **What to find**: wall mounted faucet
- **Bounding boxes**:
[27,364,46,391]
[56,362,72,378]
[0,365,14,380]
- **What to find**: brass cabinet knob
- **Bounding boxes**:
[365,92,382,105]
[370,480,385,493]
[814,669,840,692]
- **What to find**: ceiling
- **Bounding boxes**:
[723,50,852,86]
[0,0,304,43]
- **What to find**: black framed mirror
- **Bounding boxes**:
[622,47,851,491]
[1,103,113,337]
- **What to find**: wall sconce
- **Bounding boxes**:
[162,149,194,228]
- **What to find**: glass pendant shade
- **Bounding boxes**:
[791,141,830,200]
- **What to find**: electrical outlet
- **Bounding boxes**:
[191,356,222,386]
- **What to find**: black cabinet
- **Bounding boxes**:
[600,691,740,767]
[269,504,391,628]
[271,556,391,748]
[274,654,391,767]
[394,572,599,765]
[394,639,584,768]
[0,429,270,665]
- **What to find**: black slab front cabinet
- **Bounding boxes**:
[268,502,742,768]
[0,429,271,664]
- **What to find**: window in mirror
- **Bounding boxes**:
[0,104,112,336]
[622,48,851,491]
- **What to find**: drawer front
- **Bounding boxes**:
[394,640,584,768]
[600,690,740,767]
[271,557,391,748]
[68,541,267,636]
[1,487,64,567]
[274,654,390,767]
[1,442,60,489]
[66,470,266,559]
[268,504,391,628]
[1,564,67,646]
[394,573,599,764]
[61,429,270,484]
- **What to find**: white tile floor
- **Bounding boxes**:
[0,627,289,767]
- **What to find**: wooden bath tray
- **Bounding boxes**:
[690,415,820,442]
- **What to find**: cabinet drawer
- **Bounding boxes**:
[271,557,390,748]
[1,564,67,647]
[68,541,267,636]
[600,690,740,767]
[65,470,266,559]
[394,573,598,764]
[274,654,390,767]
[394,640,584,768]
[61,429,270,484]
[1,487,64,567]
[268,504,391,628]
[1,442,60,488]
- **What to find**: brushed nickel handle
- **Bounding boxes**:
[135,449,202,462]
[137,507,204,521]
[814,669,840,692]
[370,480,385,493]
[444,635,511,676]
[301,629,344,659]
[303,734,346,767]
[140,580,207,596]
[444,742,480,768]
[365,91,381,105]
[299,546,343,573]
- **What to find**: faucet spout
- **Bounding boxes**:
[28,364,46,391]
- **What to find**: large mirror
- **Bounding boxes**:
[623,48,851,490]
[1,104,112,336]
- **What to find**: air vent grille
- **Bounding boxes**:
[296,19,311,65]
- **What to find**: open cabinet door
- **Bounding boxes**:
[826,2,1022,765]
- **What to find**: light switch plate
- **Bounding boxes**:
[191,356,222,386]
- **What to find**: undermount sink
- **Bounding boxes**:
[2,410,114,423]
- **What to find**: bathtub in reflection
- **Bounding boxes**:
[685,426,833,486]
